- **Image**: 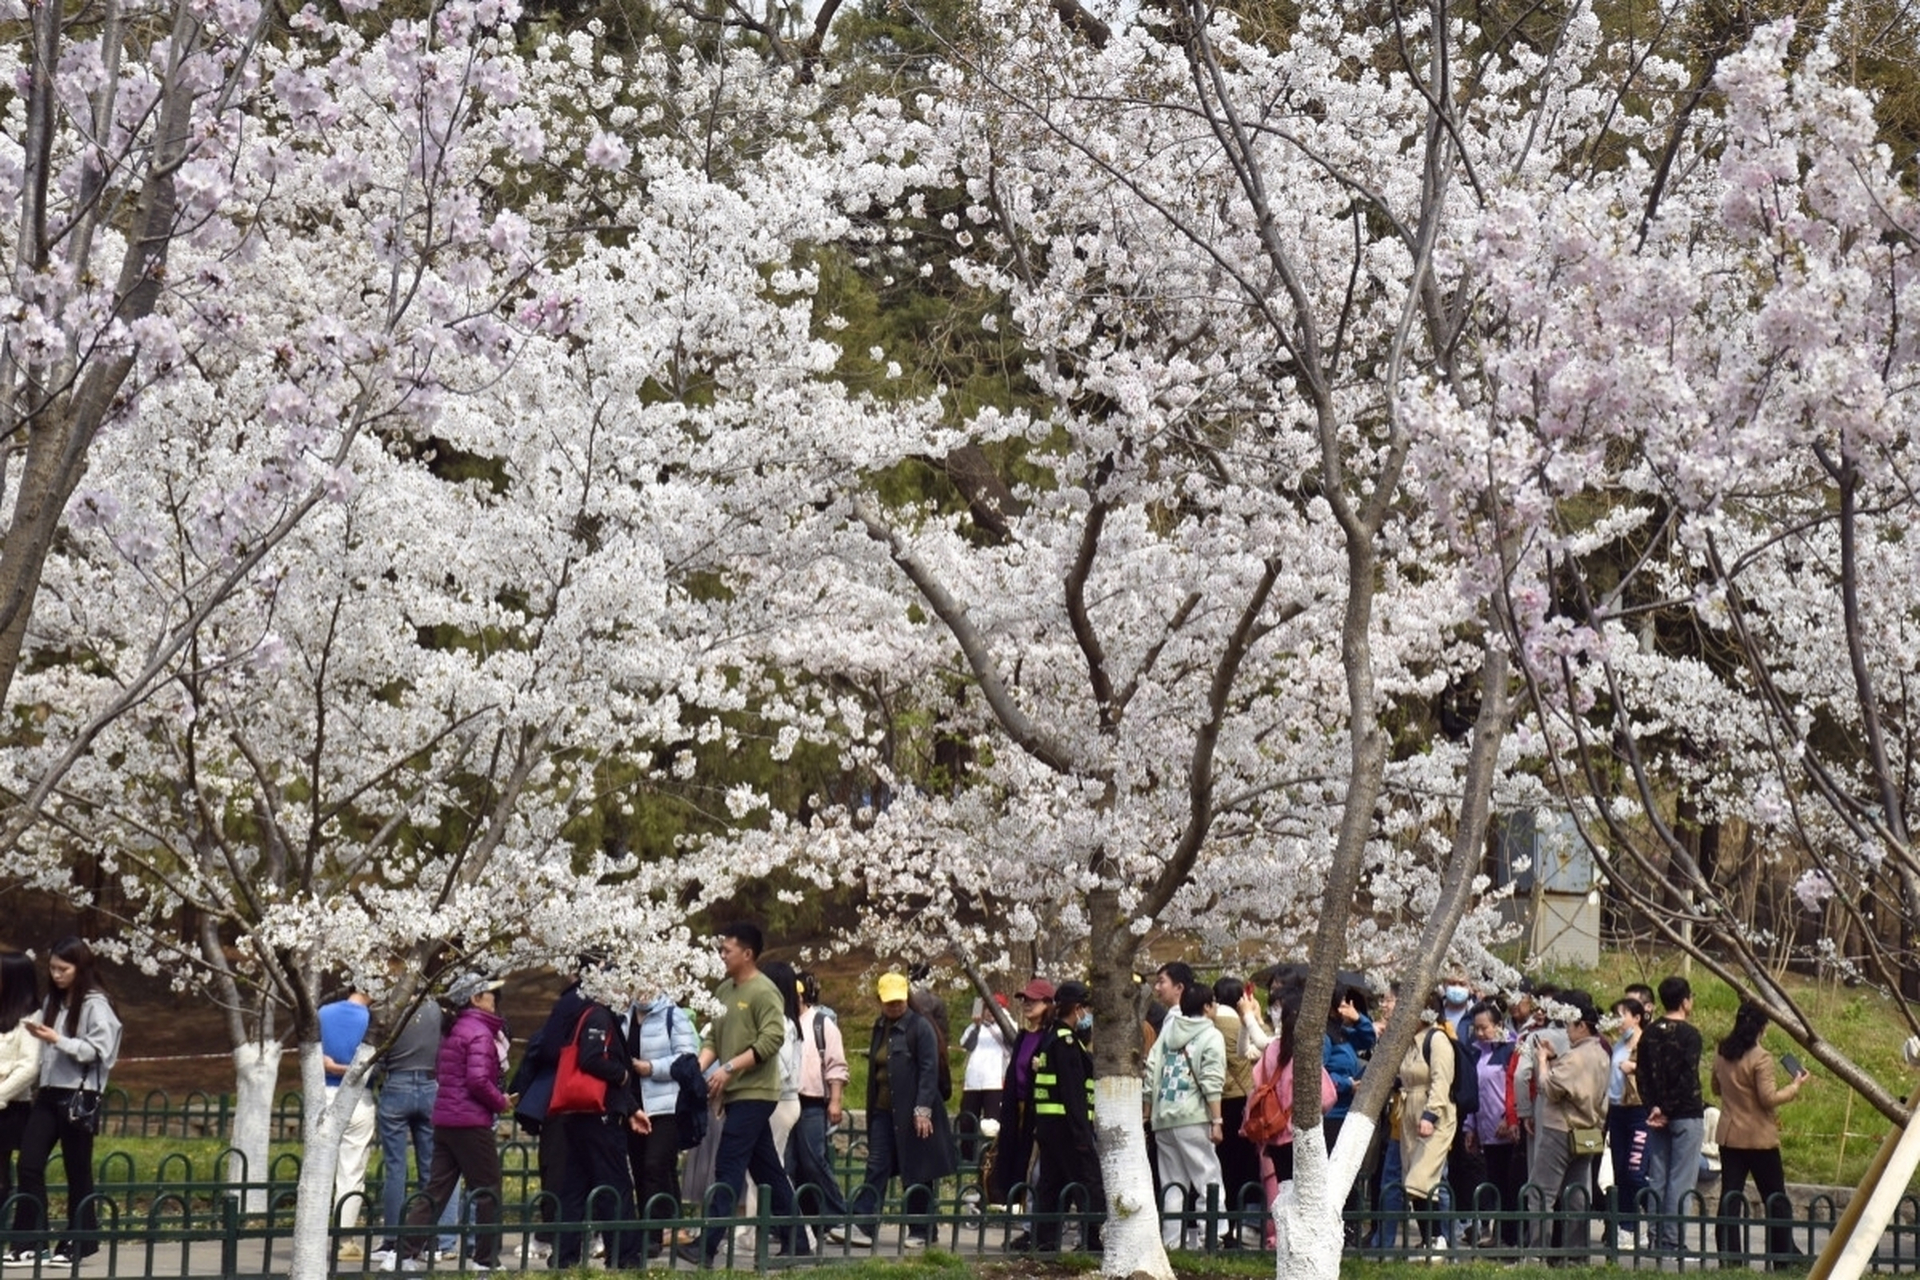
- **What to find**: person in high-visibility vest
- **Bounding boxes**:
[1030,981,1104,1253]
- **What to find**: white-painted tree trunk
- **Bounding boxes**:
[289,1041,375,1280]
[1094,1075,1172,1280]
[1276,1116,1375,1280]
[228,1042,281,1214]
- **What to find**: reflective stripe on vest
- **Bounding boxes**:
[1031,1028,1092,1117]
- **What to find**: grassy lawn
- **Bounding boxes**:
[634,1253,1616,1279]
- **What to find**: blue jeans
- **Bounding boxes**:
[700,1099,802,1259]
[1371,1134,1405,1248]
[378,1073,458,1250]
[1641,1116,1706,1251]
[787,1102,850,1219]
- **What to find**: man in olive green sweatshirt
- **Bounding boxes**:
[683,923,805,1264]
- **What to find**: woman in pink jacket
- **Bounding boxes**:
[1247,993,1336,1249]
[390,976,513,1270]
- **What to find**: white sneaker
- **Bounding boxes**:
[370,1250,398,1267]
[903,1236,928,1250]
[401,1259,429,1272]
[1615,1228,1637,1251]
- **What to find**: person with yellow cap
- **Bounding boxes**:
[830,973,958,1248]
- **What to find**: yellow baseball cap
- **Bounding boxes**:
[876,972,911,1002]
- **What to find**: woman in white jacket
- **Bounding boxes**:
[0,952,42,1264]
[13,938,120,1266]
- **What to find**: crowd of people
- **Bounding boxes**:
[969,963,1818,1267]
[0,929,1827,1270]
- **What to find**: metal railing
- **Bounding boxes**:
[0,1168,1905,1276]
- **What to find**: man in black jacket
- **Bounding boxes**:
[1030,982,1104,1253]
[1638,975,1706,1252]
[549,990,653,1269]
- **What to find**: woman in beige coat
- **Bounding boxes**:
[1711,1002,1809,1268]
[1397,997,1457,1253]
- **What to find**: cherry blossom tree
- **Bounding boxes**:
[1414,16,1920,1125]
[0,6,905,1273]
[709,2,1561,1274]
[727,0,1920,1275]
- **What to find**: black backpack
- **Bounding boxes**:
[1424,1028,1479,1117]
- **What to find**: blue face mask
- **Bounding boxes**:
[1444,985,1470,1007]
[1075,1012,1093,1032]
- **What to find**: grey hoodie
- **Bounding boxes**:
[39,991,122,1089]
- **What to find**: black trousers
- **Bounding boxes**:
[959,1090,1002,1164]
[531,1118,570,1242]
[15,1091,96,1256]
[556,1113,641,1269]
[990,1104,1036,1206]
[1216,1099,1259,1214]
[626,1119,681,1249]
[0,1101,30,1242]
[1032,1121,1104,1251]
[1480,1141,1525,1245]
[1716,1145,1799,1263]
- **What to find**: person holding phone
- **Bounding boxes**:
[958,995,1010,1164]
[1710,1001,1811,1269]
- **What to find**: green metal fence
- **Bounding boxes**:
[0,1175,1900,1276]
[33,1092,1912,1275]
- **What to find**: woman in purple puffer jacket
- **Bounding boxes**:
[390,976,513,1270]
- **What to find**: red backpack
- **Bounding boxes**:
[1240,1042,1293,1145]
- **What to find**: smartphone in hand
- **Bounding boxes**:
[1781,1052,1805,1080]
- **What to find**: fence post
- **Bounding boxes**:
[221,1191,240,1280]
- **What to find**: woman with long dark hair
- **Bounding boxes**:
[15,938,121,1264]
[1711,1001,1809,1269]
[0,952,43,1263]
[1246,984,1336,1248]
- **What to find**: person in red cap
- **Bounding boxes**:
[994,978,1054,1244]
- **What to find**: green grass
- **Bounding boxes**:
[1162,1256,1609,1280]
[565,1254,1613,1279]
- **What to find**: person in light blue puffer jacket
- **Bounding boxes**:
[624,994,697,1253]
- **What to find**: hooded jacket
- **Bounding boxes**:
[433,1005,510,1128]
[1146,1011,1226,1131]
[39,991,121,1090]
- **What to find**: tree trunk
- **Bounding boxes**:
[1093,1076,1167,1279]
[1086,884,1170,1280]
[1276,1123,1345,1280]
[229,1042,280,1214]
[289,1040,373,1280]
